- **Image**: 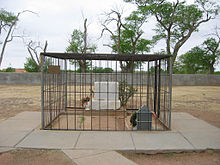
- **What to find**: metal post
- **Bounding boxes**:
[147,61,150,107]
[154,60,157,114]
[168,57,173,130]
[157,60,161,118]
[64,59,68,111]
[41,54,45,129]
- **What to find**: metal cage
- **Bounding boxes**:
[41,53,172,131]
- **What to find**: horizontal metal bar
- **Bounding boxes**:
[41,52,172,61]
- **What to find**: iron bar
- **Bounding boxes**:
[41,55,45,129]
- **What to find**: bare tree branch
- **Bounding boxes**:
[0,9,37,67]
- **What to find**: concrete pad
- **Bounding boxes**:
[132,132,194,152]
[172,112,198,120]
[172,118,220,131]
[8,112,40,121]
[63,149,107,159]
[0,147,14,153]
[0,119,39,131]
[16,130,80,149]
[0,130,30,147]
[64,150,137,165]
[180,130,220,150]
[76,132,135,150]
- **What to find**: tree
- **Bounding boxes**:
[0,9,17,67]
[26,40,48,71]
[101,9,124,70]
[200,37,220,74]
[101,9,151,72]
[24,57,39,72]
[178,46,206,73]
[124,0,220,65]
[111,11,151,72]
[0,9,35,67]
[66,19,96,73]
[177,37,220,74]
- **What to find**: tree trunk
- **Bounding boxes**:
[0,23,14,67]
[79,60,86,73]
[209,65,214,74]
[38,41,48,72]
[81,18,87,73]
[127,61,134,73]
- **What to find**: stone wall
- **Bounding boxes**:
[0,72,219,86]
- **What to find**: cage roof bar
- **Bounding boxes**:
[40,52,172,61]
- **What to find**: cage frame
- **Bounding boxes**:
[40,52,173,131]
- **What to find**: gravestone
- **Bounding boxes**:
[92,82,120,110]
[136,105,152,130]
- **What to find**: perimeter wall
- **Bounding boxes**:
[0,72,219,86]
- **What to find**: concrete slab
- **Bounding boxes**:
[0,130,30,147]
[0,119,39,131]
[172,118,220,131]
[172,112,198,120]
[8,112,40,121]
[63,149,107,159]
[16,130,80,149]
[1,111,220,154]
[180,130,220,150]
[0,147,14,153]
[76,132,135,150]
[132,131,194,152]
[63,150,137,165]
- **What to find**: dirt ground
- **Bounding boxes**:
[172,86,220,128]
[0,85,220,165]
[0,149,75,165]
[120,150,220,165]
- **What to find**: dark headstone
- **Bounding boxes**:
[136,105,152,130]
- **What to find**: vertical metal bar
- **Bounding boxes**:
[64,59,68,111]
[74,61,77,130]
[63,59,68,129]
[41,54,45,129]
[157,60,161,118]
[90,60,93,130]
[107,58,109,131]
[147,61,150,107]
[115,59,117,130]
[154,60,157,114]
[168,57,173,130]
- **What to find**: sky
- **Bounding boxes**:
[0,0,220,70]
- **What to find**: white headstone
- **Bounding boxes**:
[92,81,120,110]
[94,82,119,100]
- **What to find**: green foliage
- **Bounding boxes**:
[109,11,151,72]
[66,29,96,73]
[0,9,17,26]
[119,80,137,108]
[111,11,151,55]
[75,67,90,73]
[66,30,84,53]
[92,67,113,73]
[176,38,220,74]
[5,67,15,72]
[173,61,185,74]
[79,116,85,128]
[178,46,206,74]
[214,71,220,75]
[124,0,220,64]
[24,58,39,72]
